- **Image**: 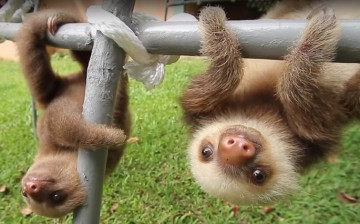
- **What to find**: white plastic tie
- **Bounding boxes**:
[87,6,179,89]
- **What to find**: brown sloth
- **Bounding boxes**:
[16,10,131,217]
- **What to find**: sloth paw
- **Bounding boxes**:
[47,12,78,35]
[306,5,335,20]
[298,5,338,62]
[103,128,127,150]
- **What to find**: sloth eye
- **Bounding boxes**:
[49,191,66,204]
[251,169,267,184]
[21,190,27,197]
[201,146,213,158]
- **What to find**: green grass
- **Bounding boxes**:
[0,53,359,223]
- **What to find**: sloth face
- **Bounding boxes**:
[21,155,85,218]
[188,116,300,204]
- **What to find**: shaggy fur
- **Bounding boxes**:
[17,10,130,217]
[180,4,360,205]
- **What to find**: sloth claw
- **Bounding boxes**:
[47,16,58,35]
[47,13,78,36]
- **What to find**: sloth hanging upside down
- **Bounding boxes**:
[180,4,360,205]
[16,10,131,217]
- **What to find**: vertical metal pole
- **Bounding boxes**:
[31,0,40,138]
[73,0,135,223]
[33,0,40,12]
[164,0,169,21]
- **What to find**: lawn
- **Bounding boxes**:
[0,53,359,223]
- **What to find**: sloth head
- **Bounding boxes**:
[188,115,300,204]
[21,154,85,218]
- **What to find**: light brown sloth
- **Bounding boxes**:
[180,3,360,205]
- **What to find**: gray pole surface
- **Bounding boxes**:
[138,19,360,63]
[72,0,134,223]
[1,20,360,62]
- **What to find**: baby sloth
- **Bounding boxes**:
[16,11,130,217]
[180,6,360,204]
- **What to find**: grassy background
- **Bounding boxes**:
[0,53,359,223]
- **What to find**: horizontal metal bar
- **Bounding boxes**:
[0,22,94,50]
[138,20,360,63]
[1,20,360,62]
[46,23,95,50]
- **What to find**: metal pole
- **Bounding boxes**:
[31,0,40,138]
[0,0,25,22]
[136,19,360,63]
[1,20,360,62]
[72,0,134,223]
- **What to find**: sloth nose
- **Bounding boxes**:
[218,135,257,167]
[24,181,42,196]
